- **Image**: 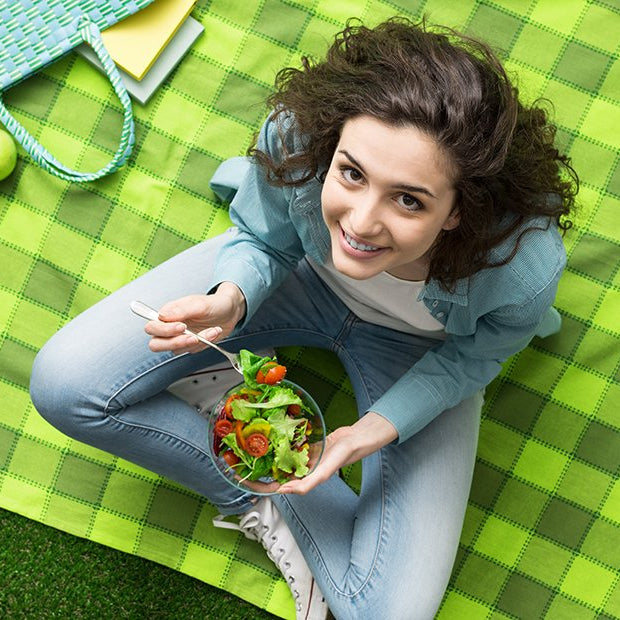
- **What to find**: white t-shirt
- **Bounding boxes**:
[307,256,446,339]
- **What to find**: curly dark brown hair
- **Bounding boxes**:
[251,17,578,290]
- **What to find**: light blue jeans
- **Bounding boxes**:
[30,230,483,620]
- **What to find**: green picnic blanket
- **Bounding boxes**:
[1,1,619,618]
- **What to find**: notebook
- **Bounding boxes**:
[99,0,197,81]
[78,16,204,105]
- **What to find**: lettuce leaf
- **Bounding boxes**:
[230,385,302,422]
[229,398,256,422]
[274,438,309,477]
[239,349,274,388]
[243,386,301,410]
[268,409,304,442]
[247,452,274,481]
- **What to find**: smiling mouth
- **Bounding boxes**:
[342,229,382,252]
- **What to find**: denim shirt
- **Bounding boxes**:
[209,114,566,443]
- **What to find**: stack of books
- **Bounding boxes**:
[78,0,204,105]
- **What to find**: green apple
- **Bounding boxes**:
[0,129,17,181]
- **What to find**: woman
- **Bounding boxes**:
[31,17,577,620]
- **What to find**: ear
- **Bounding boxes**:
[442,209,460,231]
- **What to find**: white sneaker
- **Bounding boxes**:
[213,497,328,620]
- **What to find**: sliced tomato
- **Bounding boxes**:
[245,433,269,457]
[256,362,287,384]
[214,418,233,438]
[221,450,240,467]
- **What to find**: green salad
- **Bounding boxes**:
[211,350,322,483]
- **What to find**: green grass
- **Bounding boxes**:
[0,508,277,619]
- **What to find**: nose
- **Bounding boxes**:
[348,191,384,238]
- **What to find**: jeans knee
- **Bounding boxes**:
[328,559,446,620]
[30,344,64,426]
[332,586,441,620]
[30,338,95,435]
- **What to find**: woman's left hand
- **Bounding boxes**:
[242,412,398,496]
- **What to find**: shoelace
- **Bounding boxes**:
[213,512,302,605]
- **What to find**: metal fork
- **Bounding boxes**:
[130,300,243,374]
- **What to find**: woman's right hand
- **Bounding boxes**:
[144,282,246,355]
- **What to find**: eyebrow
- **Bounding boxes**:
[338,149,437,199]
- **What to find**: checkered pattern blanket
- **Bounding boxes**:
[0,1,618,618]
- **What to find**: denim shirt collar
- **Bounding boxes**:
[419,278,469,306]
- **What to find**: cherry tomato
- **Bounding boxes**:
[221,450,240,467]
[235,420,247,451]
[245,433,269,457]
[287,404,302,417]
[214,418,233,438]
[256,362,287,384]
[223,393,248,418]
[255,362,276,383]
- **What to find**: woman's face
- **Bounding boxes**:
[321,115,459,281]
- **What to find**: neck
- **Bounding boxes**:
[387,259,429,282]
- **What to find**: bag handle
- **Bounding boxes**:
[0,18,134,183]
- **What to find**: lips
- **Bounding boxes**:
[339,226,385,256]
[343,231,380,251]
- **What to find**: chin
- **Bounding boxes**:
[339,268,372,280]
[332,255,381,280]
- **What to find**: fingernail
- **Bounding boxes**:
[205,326,223,339]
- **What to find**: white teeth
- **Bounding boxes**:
[344,232,379,252]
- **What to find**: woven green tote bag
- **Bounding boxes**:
[0,0,154,182]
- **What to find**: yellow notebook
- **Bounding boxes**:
[101,0,197,80]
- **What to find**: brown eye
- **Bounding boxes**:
[398,193,423,211]
[341,166,363,182]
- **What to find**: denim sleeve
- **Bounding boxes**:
[208,116,306,324]
[370,280,561,444]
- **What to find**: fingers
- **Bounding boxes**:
[174,327,224,354]
[137,295,231,356]
[200,325,224,342]
[144,319,186,338]
[241,479,282,494]
[144,318,186,352]
[278,456,339,495]
[278,468,332,495]
[146,325,222,354]
[148,333,195,353]
[306,442,323,469]
[158,294,207,322]
[278,430,356,495]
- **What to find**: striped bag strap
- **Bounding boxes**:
[0,18,134,183]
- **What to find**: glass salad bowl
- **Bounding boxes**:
[206,379,326,496]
